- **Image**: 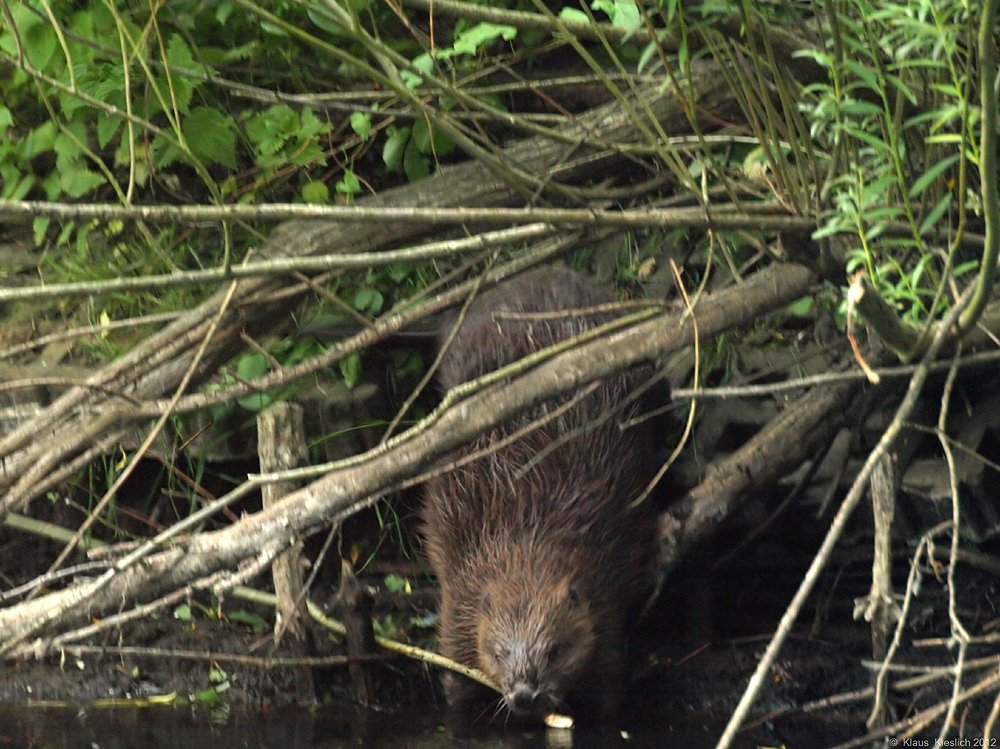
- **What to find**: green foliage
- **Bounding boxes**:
[402,22,517,89]
[339,352,362,389]
[383,573,412,595]
[352,283,383,316]
[788,297,813,317]
[173,603,195,621]
[304,179,332,204]
[373,613,407,639]
[382,119,455,183]
[243,104,326,171]
[785,0,978,325]
[451,22,518,57]
[235,353,272,412]
[563,0,642,37]
[0,0,348,254]
[226,609,267,634]
[349,111,371,141]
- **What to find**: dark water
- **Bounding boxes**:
[0,704,774,749]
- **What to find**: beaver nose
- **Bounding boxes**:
[510,685,539,713]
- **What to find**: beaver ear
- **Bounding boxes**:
[567,587,580,607]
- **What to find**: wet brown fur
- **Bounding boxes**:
[422,268,658,720]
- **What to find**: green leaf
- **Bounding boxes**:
[839,100,884,117]
[788,297,813,317]
[290,142,326,168]
[843,126,892,152]
[303,179,331,204]
[32,216,50,246]
[52,132,83,161]
[81,64,127,117]
[16,10,58,72]
[59,164,106,198]
[905,106,954,130]
[559,8,590,24]
[260,21,288,37]
[403,136,427,182]
[609,1,641,37]
[334,170,359,197]
[812,216,851,239]
[237,353,268,380]
[164,35,199,114]
[792,49,833,69]
[245,104,297,156]
[174,604,194,621]
[227,610,267,634]
[339,352,361,389]
[908,154,960,198]
[3,171,35,201]
[382,126,411,172]
[592,1,615,17]
[238,392,271,412]
[183,107,236,169]
[236,353,271,411]
[918,193,952,236]
[384,574,411,594]
[193,687,219,705]
[860,174,901,205]
[297,107,327,139]
[843,59,880,93]
[411,118,454,156]
[72,221,89,262]
[388,263,413,283]
[925,134,965,145]
[954,260,978,277]
[0,106,12,138]
[96,112,123,149]
[66,221,82,251]
[452,23,517,56]
[353,287,384,314]
[216,1,235,26]
[211,41,259,64]
[638,40,660,74]
[60,162,106,198]
[151,133,183,169]
[885,74,917,105]
[307,7,349,36]
[350,111,371,140]
[401,52,434,89]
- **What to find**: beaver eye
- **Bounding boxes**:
[548,643,561,662]
[567,587,580,607]
[494,645,507,661]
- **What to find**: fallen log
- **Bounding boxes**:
[0,261,815,651]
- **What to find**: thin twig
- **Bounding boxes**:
[937,345,970,743]
[671,348,1000,400]
[0,222,560,301]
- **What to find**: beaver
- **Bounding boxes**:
[422,267,660,722]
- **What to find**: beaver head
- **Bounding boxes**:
[475,574,596,716]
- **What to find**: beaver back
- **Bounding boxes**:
[422,267,659,717]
